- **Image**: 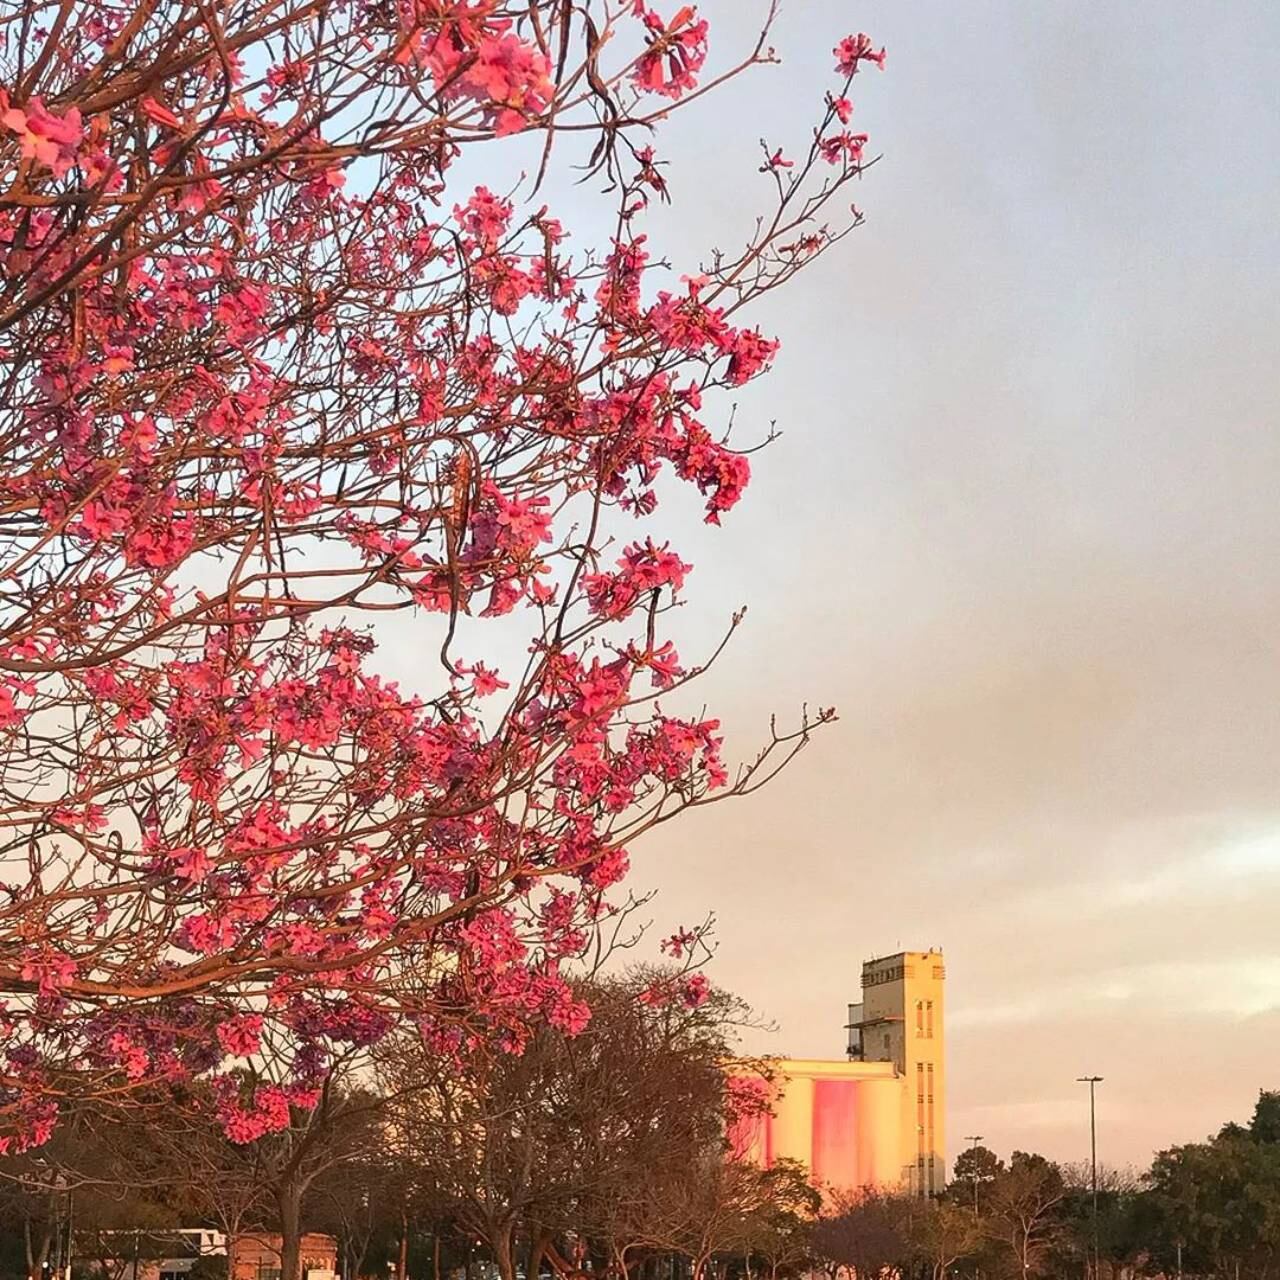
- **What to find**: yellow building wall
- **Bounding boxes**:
[736,948,946,1199]
[732,1059,902,1197]
[859,949,947,1194]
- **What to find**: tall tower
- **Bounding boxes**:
[846,949,946,1195]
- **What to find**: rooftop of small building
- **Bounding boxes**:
[862,946,944,963]
[770,1057,901,1080]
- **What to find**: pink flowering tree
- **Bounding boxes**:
[0,0,884,1151]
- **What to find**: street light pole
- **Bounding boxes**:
[63,1188,73,1280]
[963,1136,985,1213]
[1077,1076,1104,1280]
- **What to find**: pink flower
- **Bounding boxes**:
[583,846,629,889]
[106,1033,150,1081]
[222,1109,267,1144]
[661,927,700,959]
[0,681,26,729]
[177,913,236,955]
[633,6,709,99]
[217,1015,264,1059]
[125,515,196,568]
[725,328,780,385]
[471,663,509,697]
[680,973,711,1008]
[834,33,886,78]
[469,32,554,124]
[140,97,183,129]
[80,146,123,191]
[266,59,310,93]
[217,1082,294,1144]
[20,950,77,998]
[819,131,870,167]
[585,540,692,618]
[167,845,212,883]
[1,96,83,177]
[412,25,554,136]
[546,986,591,1035]
[213,279,271,345]
[454,186,514,248]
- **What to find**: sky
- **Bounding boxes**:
[368,0,1280,1170]
[587,0,1280,1169]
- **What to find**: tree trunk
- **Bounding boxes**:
[434,1237,442,1280]
[25,1216,52,1280]
[542,1244,574,1279]
[396,1214,409,1280]
[491,1228,517,1280]
[527,1236,548,1280]
[279,1184,305,1280]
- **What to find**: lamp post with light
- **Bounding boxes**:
[1077,1076,1104,1280]
[962,1135,985,1213]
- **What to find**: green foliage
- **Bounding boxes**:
[1251,1091,1280,1145]
[950,1144,1004,1195]
[1141,1110,1280,1280]
[187,1257,230,1280]
[737,1159,822,1279]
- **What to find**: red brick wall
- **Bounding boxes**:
[229,1234,337,1280]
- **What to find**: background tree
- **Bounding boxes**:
[632,1153,768,1280]
[570,975,768,1280]
[74,1074,383,1280]
[950,1145,1004,1216]
[1249,1091,1280,1146]
[215,1079,382,1280]
[0,1109,175,1280]
[735,1160,820,1280]
[108,1090,269,1267]
[810,1190,909,1280]
[378,970,758,1280]
[308,1152,400,1280]
[1051,1165,1144,1280]
[381,1028,562,1280]
[1141,1119,1280,1280]
[912,1199,984,1280]
[0,1156,69,1280]
[982,1152,1067,1280]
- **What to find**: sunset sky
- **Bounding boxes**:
[12,0,1280,1211]
[368,0,1280,1170]
[618,0,1280,1168]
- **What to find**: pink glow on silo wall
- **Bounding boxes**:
[812,1079,858,1188]
[854,1076,902,1187]
[727,1097,767,1163]
[726,1073,774,1164]
[728,1068,901,1194]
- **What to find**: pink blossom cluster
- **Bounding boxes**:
[400,7,556,136]
[631,5,710,99]
[0,0,881,1151]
